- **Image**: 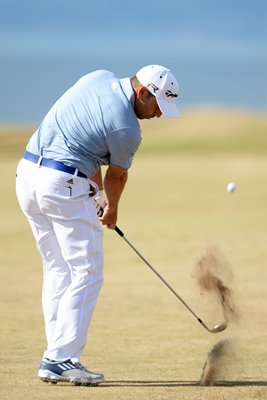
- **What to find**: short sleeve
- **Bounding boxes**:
[106,128,141,169]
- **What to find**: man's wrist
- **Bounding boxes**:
[105,204,118,213]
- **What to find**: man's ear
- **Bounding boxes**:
[136,86,147,100]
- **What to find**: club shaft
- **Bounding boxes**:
[115,226,203,325]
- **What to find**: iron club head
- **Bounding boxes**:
[199,319,228,333]
[210,322,228,333]
[115,227,229,335]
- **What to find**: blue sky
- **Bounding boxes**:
[1,0,267,122]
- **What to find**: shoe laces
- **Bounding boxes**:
[74,362,88,372]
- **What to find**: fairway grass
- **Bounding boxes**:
[0,110,267,399]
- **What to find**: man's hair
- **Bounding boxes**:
[130,76,154,98]
[130,76,141,90]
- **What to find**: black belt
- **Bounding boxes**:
[23,151,87,178]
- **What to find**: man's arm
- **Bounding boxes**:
[99,164,128,229]
[90,168,103,190]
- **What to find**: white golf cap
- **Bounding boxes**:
[136,65,179,118]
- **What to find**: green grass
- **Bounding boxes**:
[0,109,267,400]
[139,108,267,154]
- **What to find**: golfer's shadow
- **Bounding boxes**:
[102,380,267,387]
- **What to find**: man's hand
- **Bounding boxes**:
[99,205,118,230]
[94,190,107,217]
[98,164,128,230]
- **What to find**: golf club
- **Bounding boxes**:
[115,226,227,334]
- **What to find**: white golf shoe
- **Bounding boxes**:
[38,358,104,386]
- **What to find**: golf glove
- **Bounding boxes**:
[94,190,107,217]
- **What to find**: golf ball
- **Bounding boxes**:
[227,182,236,192]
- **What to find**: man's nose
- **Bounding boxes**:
[155,107,162,118]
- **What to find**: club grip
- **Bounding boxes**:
[115,226,124,237]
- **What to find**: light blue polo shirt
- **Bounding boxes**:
[27,70,142,177]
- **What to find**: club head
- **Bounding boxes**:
[211,322,228,333]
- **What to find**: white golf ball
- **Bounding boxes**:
[227,182,237,193]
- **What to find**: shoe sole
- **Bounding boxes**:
[38,369,104,386]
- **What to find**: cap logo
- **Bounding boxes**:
[147,82,159,94]
[165,90,178,98]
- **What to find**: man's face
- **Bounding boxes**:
[135,88,162,120]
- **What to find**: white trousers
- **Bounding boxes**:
[16,158,103,361]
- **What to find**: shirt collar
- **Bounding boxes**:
[120,78,135,108]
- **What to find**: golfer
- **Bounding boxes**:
[16,65,179,385]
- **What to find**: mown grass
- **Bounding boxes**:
[1,108,267,160]
[139,108,267,154]
[0,109,267,400]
